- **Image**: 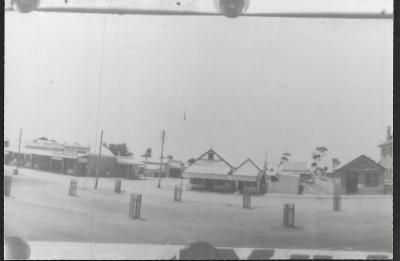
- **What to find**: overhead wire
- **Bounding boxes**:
[87,0,113,258]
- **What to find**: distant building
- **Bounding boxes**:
[182,149,235,192]
[142,161,167,177]
[333,155,385,194]
[268,173,301,194]
[4,139,89,174]
[115,156,145,180]
[278,160,313,184]
[378,126,393,185]
[3,138,142,179]
[165,159,184,178]
[182,149,266,194]
[232,159,266,194]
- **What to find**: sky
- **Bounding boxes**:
[4,11,392,168]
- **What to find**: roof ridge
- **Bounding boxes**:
[334,154,384,172]
[235,158,261,172]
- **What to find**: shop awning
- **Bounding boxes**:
[182,172,234,181]
[77,158,88,163]
[232,175,258,182]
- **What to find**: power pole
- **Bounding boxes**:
[94,129,103,189]
[15,129,22,175]
[157,130,165,188]
[144,157,147,180]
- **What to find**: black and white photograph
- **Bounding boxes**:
[3,0,393,259]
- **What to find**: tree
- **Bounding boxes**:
[279,151,290,166]
[104,143,133,156]
[316,146,328,155]
[332,158,341,168]
[187,158,196,165]
[141,148,152,179]
[311,162,317,168]
[312,146,329,176]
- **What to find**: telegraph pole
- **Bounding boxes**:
[15,129,22,175]
[94,129,103,189]
[157,130,165,188]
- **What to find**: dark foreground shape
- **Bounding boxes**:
[243,191,252,209]
[247,249,275,259]
[69,179,78,196]
[174,185,182,202]
[179,241,220,260]
[313,255,333,259]
[290,254,310,259]
[129,194,142,219]
[4,236,31,260]
[114,179,122,193]
[283,203,295,227]
[366,254,389,259]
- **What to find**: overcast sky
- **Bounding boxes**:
[4,12,392,167]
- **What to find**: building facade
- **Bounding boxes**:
[378,126,393,184]
[232,159,266,194]
[333,155,385,195]
[183,149,235,192]
[183,149,266,194]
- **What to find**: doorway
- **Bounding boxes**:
[346,173,358,194]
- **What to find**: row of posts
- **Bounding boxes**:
[5,176,341,226]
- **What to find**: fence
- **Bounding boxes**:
[333,193,341,211]
[283,204,295,227]
[4,176,12,197]
[243,191,251,209]
[129,194,142,219]
[69,179,78,196]
[114,179,122,193]
[174,185,182,202]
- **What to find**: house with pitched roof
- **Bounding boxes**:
[232,159,266,194]
[182,149,235,192]
[333,155,385,194]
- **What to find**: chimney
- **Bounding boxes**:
[386,126,392,141]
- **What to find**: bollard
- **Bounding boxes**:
[114,179,122,193]
[174,185,182,202]
[243,191,251,209]
[283,204,295,227]
[298,184,304,195]
[129,194,142,219]
[69,179,78,196]
[4,176,12,197]
[333,193,341,211]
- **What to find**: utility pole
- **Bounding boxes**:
[144,157,147,180]
[94,129,103,189]
[157,130,165,188]
[15,129,22,175]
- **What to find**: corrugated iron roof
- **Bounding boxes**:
[233,159,261,177]
[5,145,88,159]
[183,149,233,176]
[117,157,144,165]
[333,155,385,173]
[280,161,308,171]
